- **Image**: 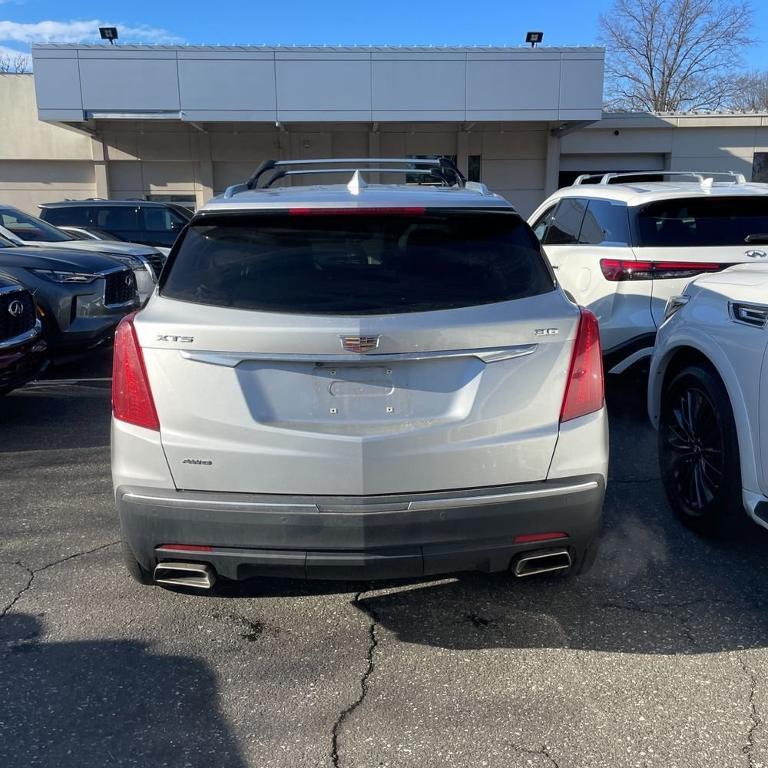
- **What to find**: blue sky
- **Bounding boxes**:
[1,0,768,61]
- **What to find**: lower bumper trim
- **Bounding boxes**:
[119,475,605,582]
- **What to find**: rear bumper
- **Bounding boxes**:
[117,475,605,581]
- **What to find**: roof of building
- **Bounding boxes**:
[32,43,604,53]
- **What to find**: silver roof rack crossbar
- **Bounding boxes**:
[243,157,466,190]
[573,170,747,186]
[262,166,456,188]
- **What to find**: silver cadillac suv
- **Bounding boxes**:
[112,158,609,590]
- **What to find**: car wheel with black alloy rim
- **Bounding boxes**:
[659,363,742,535]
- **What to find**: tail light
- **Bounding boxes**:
[560,308,604,423]
[112,312,159,431]
[600,259,724,281]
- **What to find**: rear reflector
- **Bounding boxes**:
[158,544,214,553]
[560,308,604,423]
[513,532,568,544]
[112,312,160,431]
[289,207,425,216]
[600,258,725,281]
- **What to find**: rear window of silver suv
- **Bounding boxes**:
[160,208,554,315]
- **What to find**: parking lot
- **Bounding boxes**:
[0,356,766,768]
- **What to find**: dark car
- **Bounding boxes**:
[0,235,139,355]
[39,200,193,252]
[0,276,47,394]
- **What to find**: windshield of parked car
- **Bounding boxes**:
[0,207,73,242]
[636,196,768,247]
[161,209,554,315]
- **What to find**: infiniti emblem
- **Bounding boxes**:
[745,249,767,259]
[7,299,24,318]
[340,335,380,353]
[124,274,134,286]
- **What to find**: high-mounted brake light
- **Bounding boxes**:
[289,207,425,216]
[560,308,604,423]
[600,259,724,281]
[112,312,160,431]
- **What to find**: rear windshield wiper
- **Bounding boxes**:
[744,233,768,244]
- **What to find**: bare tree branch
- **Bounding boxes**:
[600,0,755,112]
[729,71,768,111]
[0,53,31,73]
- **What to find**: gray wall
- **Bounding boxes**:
[31,45,605,125]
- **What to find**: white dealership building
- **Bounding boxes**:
[1,43,767,216]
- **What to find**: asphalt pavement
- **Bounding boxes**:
[1,356,767,768]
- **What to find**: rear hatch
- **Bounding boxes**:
[632,195,768,326]
[136,207,579,496]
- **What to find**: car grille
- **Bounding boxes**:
[145,253,165,278]
[104,269,137,306]
[0,288,35,343]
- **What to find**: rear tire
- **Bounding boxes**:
[121,540,154,585]
[658,363,742,536]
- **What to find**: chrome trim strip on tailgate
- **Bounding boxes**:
[122,493,319,513]
[179,344,538,367]
[121,479,598,514]
[406,480,599,510]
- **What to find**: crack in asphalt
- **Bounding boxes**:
[510,743,561,767]
[598,600,701,649]
[0,541,119,619]
[0,562,34,619]
[331,590,379,768]
[738,655,760,768]
[601,599,767,762]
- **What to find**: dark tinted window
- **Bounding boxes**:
[530,204,556,242]
[752,153,768,183]
[580,199,630,246]
[544,198,588,245]
[167,204,194,220]
[162,210,554,315]
[93,206,140,231]
[142,206,188,232]
[468,155,482,183]
[637,197,768,247]
[40,206,89,227]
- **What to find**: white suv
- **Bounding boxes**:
[111,158,608,590]
[528,172,768,374]
[649,263,768,535]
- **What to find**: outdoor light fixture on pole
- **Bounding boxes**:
[99,27,119,45]
[526,32,543,48]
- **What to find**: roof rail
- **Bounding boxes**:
[230,157,466,194]
[263,166,460,188]
[573,170,748,185]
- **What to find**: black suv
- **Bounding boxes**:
[39,200,192,251]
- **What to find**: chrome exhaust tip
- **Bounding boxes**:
[513,548,572,578]
[154,561,216,589]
